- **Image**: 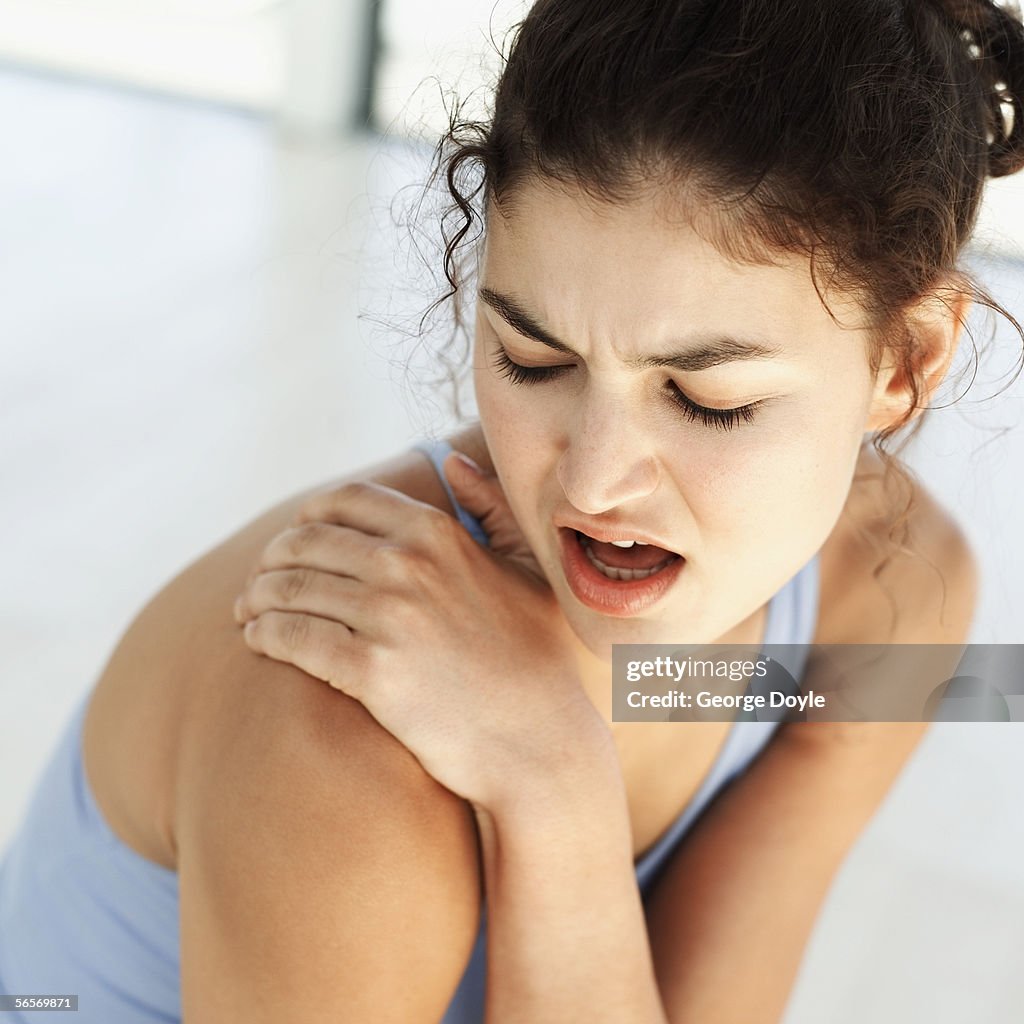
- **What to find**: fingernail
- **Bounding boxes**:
[452,452,481,475]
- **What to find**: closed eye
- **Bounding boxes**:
[489,345,763,432]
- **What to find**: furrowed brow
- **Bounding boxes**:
[478,287,573,354]
[478,287,783,371]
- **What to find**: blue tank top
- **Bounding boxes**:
[0,438,820,1023]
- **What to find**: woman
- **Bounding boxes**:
[1,0,1021,1020]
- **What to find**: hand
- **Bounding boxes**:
[232,451,613,810]
[443,451,547,588]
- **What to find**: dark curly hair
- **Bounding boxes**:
[410,0,1024,621]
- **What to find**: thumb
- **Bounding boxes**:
[442,452,543,578]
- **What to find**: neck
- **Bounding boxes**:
[568,601,771,730]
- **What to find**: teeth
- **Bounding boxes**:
[582,540,675,581]
[610,540,636,548]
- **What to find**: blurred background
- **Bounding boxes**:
[0,2,1022,1020]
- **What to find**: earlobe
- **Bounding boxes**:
[864,288,971,434]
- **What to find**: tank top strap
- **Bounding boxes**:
[741,551,821,719]
[762,550,821,647]
[411,439,490,547]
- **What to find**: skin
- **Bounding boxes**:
[224,177,976,1022]
[470,178,945,706]
[74,175,976,1021]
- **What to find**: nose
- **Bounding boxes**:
[555,406,661,516]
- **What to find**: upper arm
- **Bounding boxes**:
[175,658,482,1022]
[644,692,938,1023]
[644,474,978,1022]
[156,442,486,1020]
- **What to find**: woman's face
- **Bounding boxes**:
[472,180,880,658]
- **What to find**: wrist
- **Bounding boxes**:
[472,724,626,830]
[470,750,636,905]
[466,678,618,817]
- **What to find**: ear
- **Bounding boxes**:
[865,284,972,434]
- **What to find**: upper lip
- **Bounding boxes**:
[555,517,682,555]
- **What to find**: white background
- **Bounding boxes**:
[1,5,1023,1020]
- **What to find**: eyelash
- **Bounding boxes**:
[489,346,763,431]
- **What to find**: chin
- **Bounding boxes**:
[559,604,698,660]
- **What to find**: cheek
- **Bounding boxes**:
[473,357,549,525]
[474,336,519,433]
[679,412,859,555]
[474,341,557,460]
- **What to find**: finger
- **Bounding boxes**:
[442,453,545,578]
[245,521,379,586]
[442,451,490,505]
[234,568,366,628]
[441,453,513,536]
[242,610,360,696]
[293,479,441,542]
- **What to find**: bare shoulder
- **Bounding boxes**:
[85,428,490,1018]
[176,600,481,1018]
[85,421,491,855]
[788,445,979,754]
[815,444,979,646]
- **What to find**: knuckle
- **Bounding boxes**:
[282,611,313,650]
[392,547,438,590]
[369,542,410,578]
[285,522,326,560]
[279,568,313,604]
[334,480,374,502]
[295,480,369,523]
[356,640,390,683]
[423,505,460,543]
[320,632,350,679]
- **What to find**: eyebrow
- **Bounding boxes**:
[478,286,783,371]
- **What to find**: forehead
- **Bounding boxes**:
[481,180,869,356]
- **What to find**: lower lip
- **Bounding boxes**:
[557,529,685,618]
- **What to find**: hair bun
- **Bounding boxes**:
[942,0,1024,176]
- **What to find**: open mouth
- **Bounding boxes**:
[573,530,682,581]
[558,528,686,617]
